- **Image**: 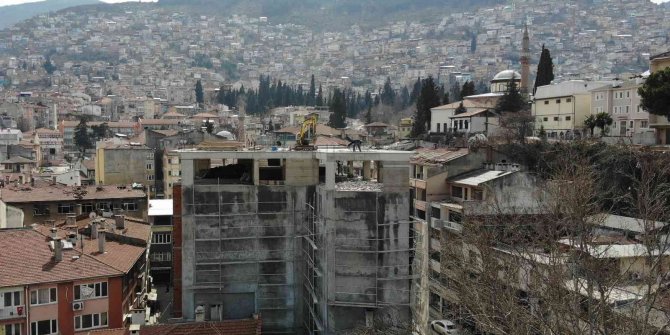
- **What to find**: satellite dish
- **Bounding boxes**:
[89,212,97,219]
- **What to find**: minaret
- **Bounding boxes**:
[520,23,530,94]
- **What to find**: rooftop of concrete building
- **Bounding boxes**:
[176,147,414,161]
[148,199,173,216]
[0,181,146,203]
[97,138,150,150]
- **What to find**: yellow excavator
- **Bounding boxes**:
[294,113,318,151]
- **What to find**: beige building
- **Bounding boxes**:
[590,79,654,143]
[398,117,413,139]
[162,150,181,199]
[532,80,612,139]
[94,138,155,193]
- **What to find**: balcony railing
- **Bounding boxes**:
[414,199,427,211]
[432,219,463,233]
[0,305,26,320]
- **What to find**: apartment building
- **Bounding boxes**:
[0,215,150,335]
[147,199,173,284]
[94,138,155,192]
[172,148,413,334]
[0,181,147,227]
[590,79,654,144]
[162,151,181,199]
[532,80,612,139]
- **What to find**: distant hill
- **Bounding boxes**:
[158,0,504,30]
[0,0,101,29]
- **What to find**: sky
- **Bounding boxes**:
[0,0,157,6]
[0,0,665,6]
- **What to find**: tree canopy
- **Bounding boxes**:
[74,117,92,155]
[411,76,441,137]
[328,88,347,128]
[639,67,670,118]
[195,79,204,105]
[495,79,527,113]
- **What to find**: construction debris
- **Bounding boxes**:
[335,181,383,192]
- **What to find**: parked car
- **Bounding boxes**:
[430,319,461,334]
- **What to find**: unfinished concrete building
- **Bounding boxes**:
[172,148,414,334]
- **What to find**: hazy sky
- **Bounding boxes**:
[0,0,665,6]
[0,0,157,6]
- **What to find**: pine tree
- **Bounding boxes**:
[639,67,670,119]
[308,74,316,106]
[74,117,92,155]
[195,80,204,105]
[495,79,527,113]
[316,84,324,106]
[460,81,476,99]
[328,88,347,128]
[411,77,441,137]
[533,45,555,94]
[381,77,396,105]
[455,101,467,115]
[365,104,373,124]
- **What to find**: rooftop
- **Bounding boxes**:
[450,169,517,186]
[0,228,122,288]
[410,148,469,166]
[0,182,146,203]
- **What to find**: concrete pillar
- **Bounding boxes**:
[325,161,336,190]
[253,159,260,185]
[362,161,371,180]
[347,161,354,177]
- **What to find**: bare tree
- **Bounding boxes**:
[440,147,670,335]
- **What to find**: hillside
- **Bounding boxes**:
[0,0,101,29]
[158,0,504,30]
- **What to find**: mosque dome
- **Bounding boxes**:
[492,70,522,82]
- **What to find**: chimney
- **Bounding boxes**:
[91,221,98,239]
[98,231,106,253]
[53,238,63,262]
[114,215,125,230]
[66,214,76,226]
[50,227,58,240]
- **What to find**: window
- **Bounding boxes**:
[464,120,469,129]
[473,189,484,201]
[30,320,57,335]
[544,101,549,105]
[33,204,50,216]
[436,123,440,133]
[4,324,21,335]
[57,203,75,214]
[627,91,630,98]
[626,106,629,113]
[74,312,108,331]
[451,186,463,199]
[565,116,571,121]
[30,288,56,305]
[641,120,648,128]
[97,202,111,211]
[443,123,447,132]
[151,252,172,262]
[152,233,172,244]
[123,202,138,211]
[147,174,155,181]
[629,120,634,129]
[81,203,94,214]
[74,282,107,301]
[146,163,153,170]
[556,99,561,104]
[2,291,21,307]
[553,116,559,121]
[543,117,548,122]
[566,98,572,103]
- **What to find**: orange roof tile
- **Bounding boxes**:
[0,229,122,288]
[139,318,262,335]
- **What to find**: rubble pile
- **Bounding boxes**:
[335,181,383,192]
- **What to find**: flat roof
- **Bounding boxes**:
[176,148,414,162]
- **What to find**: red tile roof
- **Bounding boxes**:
[0,229,122,288]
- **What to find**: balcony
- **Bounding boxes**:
[0,305,26,320]
[430,238,441,251]
[432,219,463,233]
[414,199,427,212]
[430,259,441,272]
[410,178,426,189]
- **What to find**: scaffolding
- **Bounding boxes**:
[189,182,302,334]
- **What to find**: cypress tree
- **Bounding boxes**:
[534,45,554,94]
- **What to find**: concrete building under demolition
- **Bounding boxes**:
[172,148,415,334]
